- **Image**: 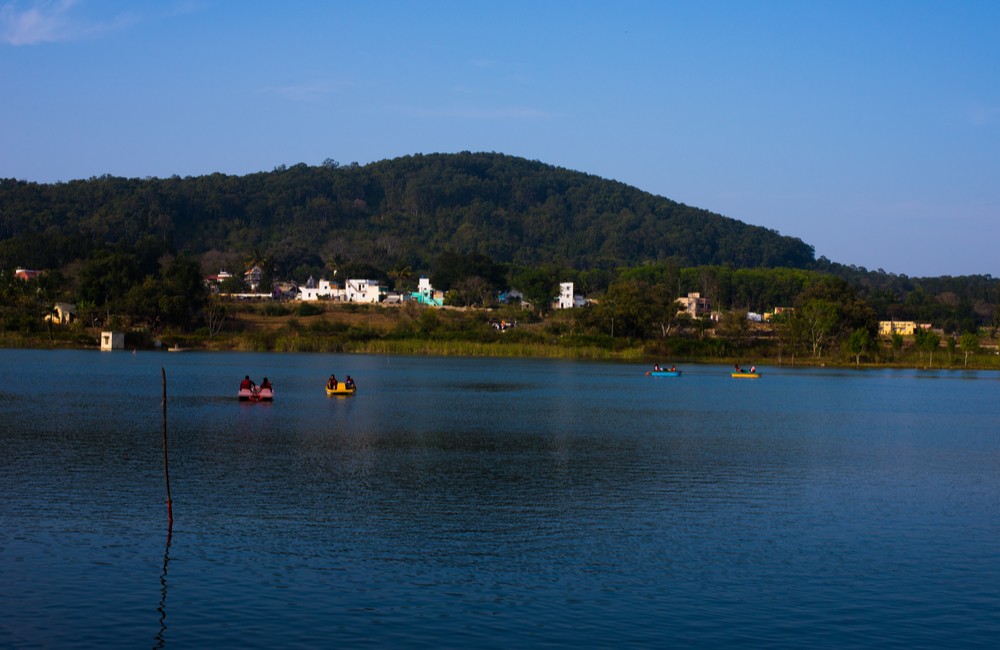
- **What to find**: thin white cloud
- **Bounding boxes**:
[0,0,134,45]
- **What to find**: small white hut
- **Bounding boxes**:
[100,331,125,351]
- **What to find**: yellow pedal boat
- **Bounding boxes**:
[325,382,357,396]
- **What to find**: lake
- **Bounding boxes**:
[1,349,999,648]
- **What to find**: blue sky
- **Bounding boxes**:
[2,1,998,278]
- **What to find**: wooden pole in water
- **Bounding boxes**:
[161,367,173,527]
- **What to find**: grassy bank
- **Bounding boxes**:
[4,301,999,370]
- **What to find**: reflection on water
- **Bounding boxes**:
[154,528,171,650]
[1,350,999,648]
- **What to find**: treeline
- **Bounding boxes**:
[0,152,997,352]
[3,248,997,353]
[0,152,815,276]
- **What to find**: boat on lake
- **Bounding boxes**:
[239,387,274,401]
[731,372,761,378]
[326,382,357,396]
[647,364,681,377]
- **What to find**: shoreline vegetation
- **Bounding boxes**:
[5,301,999,371]
[4,155,998,374]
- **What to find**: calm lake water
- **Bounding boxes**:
[1,349,999,648]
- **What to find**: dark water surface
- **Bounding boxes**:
[2,349,999,648]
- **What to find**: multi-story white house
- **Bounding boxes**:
[244,265,263,291]
[345,279,384,303]
[557,282,586,309]
[298,279,339,301]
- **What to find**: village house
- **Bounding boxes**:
[879,320,932,336]
[557,282,587,309]
[14,267,40,281]
[204,270,233,293]
[244,265,263,291]
[206,270,233,284]
[345,279,384,303]
[100,331,125,351]
[677,292,711,318]
[272,281,298,300]
[45,302,77,325]
[412,277,445,306]
[298,278,340,301]
[763,306,794,322]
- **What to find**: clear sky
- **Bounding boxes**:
[2,1,998,278]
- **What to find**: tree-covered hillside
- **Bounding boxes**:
[0,152,815,275]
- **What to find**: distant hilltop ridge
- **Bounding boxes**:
[0,152,815,274]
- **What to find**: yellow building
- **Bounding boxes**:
[879,321,932,336]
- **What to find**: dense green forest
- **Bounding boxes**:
[0,152,814,275]
[0,152,997,363]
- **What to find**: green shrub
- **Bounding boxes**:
[297,302,323,317]
[261,303,291,317]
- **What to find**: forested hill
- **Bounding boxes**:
[0,151,815,274]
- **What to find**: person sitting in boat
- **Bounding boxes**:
[260,377,272,390]
[654,364,661,371]
[669,365,676,372]
[345,375,356,390]
[749,366,756,374]
[240,375,255,391]
[734,363,744,373]
[326,374,337,390]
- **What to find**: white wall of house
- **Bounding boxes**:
[557,282,585,308]
[345,279,383,303]
[558,282,574,309]
[298,279,339,301]
[100,331,125,351]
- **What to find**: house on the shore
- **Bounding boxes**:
[879,320,932,336]
[244,265,263,291]
[205,270,234,293]
[45,302,77,325]
[100,331,125,351]
[412,277,444,306]
[345,279,385,303]
[557,282,586,309]
[763,307,794,322]
[298,279,339,301]
[677,292,711,318]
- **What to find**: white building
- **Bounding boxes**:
[557,282,586,309]
[345,279,384,303]
[298,279,339,301]
[100,331,125,351]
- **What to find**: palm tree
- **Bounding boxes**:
[326,254,346,280]
[389,263,413,294]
